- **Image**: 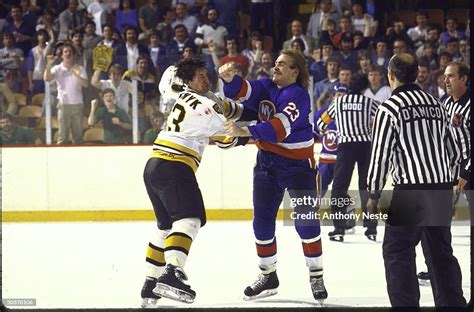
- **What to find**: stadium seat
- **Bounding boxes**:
[83,128,104,143]
[425,9,445,29]
[18,105,42,118]
[36,117,59,129]
[14,93,28,106]
[31,93,45,106]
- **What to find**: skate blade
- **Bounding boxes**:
[153,283,194,303]
[418,280,430,286]
[140,298,160,308]
[243,289,278,301]
[329,235,344,242]
[315,299,325,307]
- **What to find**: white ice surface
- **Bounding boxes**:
[2,221,470,308]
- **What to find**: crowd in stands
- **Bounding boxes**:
[0,0,470,145]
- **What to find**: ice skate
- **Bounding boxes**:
[417,271,430,286]
[365,227,377,241]
[243,271,279,301]
[328,227,344,242]
[140,276,161,308]
[153,264,196,303]
[310,276,328,307]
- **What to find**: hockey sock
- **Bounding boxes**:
[145,228,170,278]
[302,236,323,277]
[255,237,277,274]
[165,218,201,268]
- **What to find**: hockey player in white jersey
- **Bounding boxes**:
[140,58,247,308]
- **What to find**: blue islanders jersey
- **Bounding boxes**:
[314,104,337,164]
[223,76,315,161]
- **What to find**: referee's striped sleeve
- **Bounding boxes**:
[316,99,336,131]
[367,104,396,198]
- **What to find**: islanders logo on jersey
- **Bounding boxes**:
[258,100,276,121]
[322,129,338,152]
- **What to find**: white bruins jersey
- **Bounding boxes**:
[151,88,242,172]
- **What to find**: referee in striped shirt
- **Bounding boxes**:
[367,53,466,307]
[443,62,471,217]
[317,73,380,242]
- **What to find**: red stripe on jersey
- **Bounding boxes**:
[256,141,314,160]
[319,158,336,164]
[233,79,248,100]
[302,240,322,256]
[256,242,277,257]
[268,118,287,143]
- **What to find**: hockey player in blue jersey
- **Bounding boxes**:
[313,84,349,196]
[218,49,328,305]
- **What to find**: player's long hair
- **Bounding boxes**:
[280,49,310,90]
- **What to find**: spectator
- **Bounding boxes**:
[351,2,376,36]
[122,55,157,138]
[208,0,242,37]
[384,18,413,50]
[429,68,447,100]
[171,2,199,37]
[313,56,340,109]
[142,111,165,144]
[156,6,174,44]
[437,50,452,72]
[418,41,438,71]
[88,88,132,144]
[248,51,273,80]
[392,38,409,55]
[5,4,35,56]
[320,18,338,49]
[290,38,314,68]
[371,38,389,69]
[27,29,54,95]
[0,32,24,83]
[283,20,316,58]
[194,8,228,57]
[407,11,429,48]
[115,0,138,36]
[309,41,335,83]
[211,35,250,77]
[97,24,120,51]
[459,38,469,66]
[415,61,433,92]
[44,43,89,144]
[182,45,197,60]
[332,15,352,49]
[363,64,391,103]
[166,24,198,61]
[445,37,464,62]
[35,8,58,35]
[242,31,263,78]
[415,26,441,59]
[91,64,133,114]
[58,0,84,41]
[307,0,340,41]
[356,49,372,75]
[1,113,42,145]
[113,26,152,72]
[138,0,161,40]
[333,32,358,72]
[148,29,167,75]
[440,17,467,46]
[3,63,27,95]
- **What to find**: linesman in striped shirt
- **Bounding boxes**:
[317,74,380,242]
[367,53,466,307]
[443,62,471,218]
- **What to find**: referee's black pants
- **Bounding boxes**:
[383,183,466,307]
[330,141,375,229]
